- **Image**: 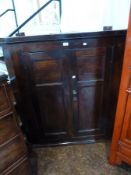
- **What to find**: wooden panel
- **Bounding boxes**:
[32,51,70,138]
[74,48,107,135]
[19,50,72,141]
[0,135,27,173]
[3,30,125,45]
[76,48,106,81]
[0,114,19,145]
[0,76,31,174]
[76,47,106,57]
[116,152,131,165]
[36,86,67,135]
[106,39,126,138]
[3,158,31,175]
[0,83,11,117]
[32,52,62,83]
[109,9,131,165]
[119,143,131,158]
[77,82,103,132]
[121,90,131,143]
[77,56,105,81]
[127,115,131,139]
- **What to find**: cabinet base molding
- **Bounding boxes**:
[32,137,105,148]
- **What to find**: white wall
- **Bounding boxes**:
[0,0,60,36]
[17,0,60,35]
[61,0,107,32]
[61,0,131,33]
[110,0,131,30]
[0,0,130,37]
[0,0,16,37]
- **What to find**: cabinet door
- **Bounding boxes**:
[121,81,131,145]
[118,87,131,163]
[0,82,12,117]
[20,50,72,143]
[72,47,111,139]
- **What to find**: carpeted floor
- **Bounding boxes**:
[34,142,131,175]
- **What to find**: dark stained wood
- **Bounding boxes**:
[0,135,27,172]
[1,157,31,175]
[109,9,131,165]
[0,74,31,174]
[0,82,12,117]
[19,50,73,142]
[0,114,20,144]
[2,30,126,44]
[121,85,131,143]
[3,30,126,145]
[105,36,126,138]
[73,47,107,137]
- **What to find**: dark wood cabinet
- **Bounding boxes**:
[109,11,131,165]
[0,74,31,174]
[3,31,126,145]
[20,47,111,142]
[18,50,72,142]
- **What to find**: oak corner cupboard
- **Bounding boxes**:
[3,30,126,146]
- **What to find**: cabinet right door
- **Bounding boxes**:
[72,47,112,140]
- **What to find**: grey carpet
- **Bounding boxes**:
[34,142,131,175]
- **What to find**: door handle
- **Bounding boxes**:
[73,90,77,95]
[126,88,131,94]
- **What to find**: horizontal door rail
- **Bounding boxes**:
[0,9,14,18]
[9,0,60,37]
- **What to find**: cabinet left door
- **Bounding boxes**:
[16,50,72,144]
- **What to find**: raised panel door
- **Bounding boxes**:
[72,47,111,139]
[20,50,73,142]
[117,88,131,164]
[120,75,131,144]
